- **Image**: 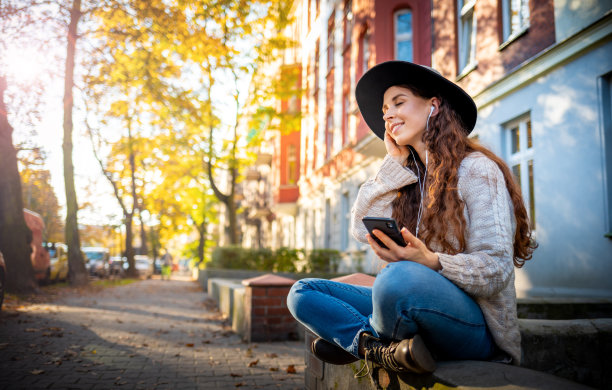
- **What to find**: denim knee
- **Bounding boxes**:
[286,278,319,320]
[373,261,437,304]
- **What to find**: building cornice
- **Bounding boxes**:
[474,13,612,109]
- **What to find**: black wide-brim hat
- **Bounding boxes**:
[355,61,477,139]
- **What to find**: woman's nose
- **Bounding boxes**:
[383,109,394,121]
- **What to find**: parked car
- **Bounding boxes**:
[153,258,162,275]
[82,247,110,278]
[23,209,50,284]
[0,251,6,311]
[109,256,125,276]
[44,243,68,282]
[133,255,153,279]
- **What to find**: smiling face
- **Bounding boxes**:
[382,85,434,149]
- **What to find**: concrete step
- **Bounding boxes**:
[517,297,612,319]
[520,318,612,388]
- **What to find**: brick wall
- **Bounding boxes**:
[243,274,299,343]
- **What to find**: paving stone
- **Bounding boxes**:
[0,276,305,389]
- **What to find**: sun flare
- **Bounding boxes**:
[2,47,48,84]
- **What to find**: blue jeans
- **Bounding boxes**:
[287,261,494,360]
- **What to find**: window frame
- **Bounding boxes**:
[504,113,536,231]
[500,0,530,46]
[598,72,612,238]
[457,0,477,78]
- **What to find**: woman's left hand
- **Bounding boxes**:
[366,227,441,271]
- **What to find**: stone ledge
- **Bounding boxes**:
[310,360,593,390]
[519,318,612,388]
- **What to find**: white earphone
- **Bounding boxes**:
[412,105,435,238]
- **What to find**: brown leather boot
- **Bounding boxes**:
[311,337,359,365]
[359,333,436,374]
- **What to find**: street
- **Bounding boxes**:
[0,276,305,389]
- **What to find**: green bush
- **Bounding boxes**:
[305,249,341,273]
[209,246,340,273]
[273,247,303,272]
[210,246,273,270]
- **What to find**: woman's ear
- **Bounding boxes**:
[430,98,440,116]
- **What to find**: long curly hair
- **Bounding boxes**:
[391,85,536,267]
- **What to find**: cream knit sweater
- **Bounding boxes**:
[350,152,521,364]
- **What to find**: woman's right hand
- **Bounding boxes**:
[384,130,410,164]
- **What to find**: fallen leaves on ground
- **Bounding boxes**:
[30,369,45,375]
[247,359,259,367]
[286,365,296,374]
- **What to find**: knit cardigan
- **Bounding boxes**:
[350,152,521,364]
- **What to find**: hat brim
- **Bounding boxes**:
[355,61,477,139]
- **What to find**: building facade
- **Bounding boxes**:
[244,0,612,298]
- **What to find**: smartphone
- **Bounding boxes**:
[362,217,407,249]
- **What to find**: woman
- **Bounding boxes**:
[287,61,536,378]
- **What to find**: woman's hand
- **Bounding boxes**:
[366,227,441,271]
[384,130,410,164]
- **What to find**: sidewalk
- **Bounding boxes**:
[0,276,305,389]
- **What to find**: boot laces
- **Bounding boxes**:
[368,342,405,372]
[354,340,405,389]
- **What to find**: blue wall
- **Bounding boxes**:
[476,41,612,297]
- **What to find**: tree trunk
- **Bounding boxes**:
[63,0,88,286]
[149,225,159,264]
[0,76,37,294]
[197,220,206,263]
[226,187,238,244]
[138,212,147,256]
[204,71,240,245]
[124,213,137,277]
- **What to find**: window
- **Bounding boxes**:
[505,114,536,229]
[343,0,353,48]
[361,29,370,74]
[340,192,350,250]
[394,9,413,62]
[327,12,335,74]
[326,111,333,159]
[287,144,297,185]
[457,0,477,74]
[314,40,320,169]
[325,199,331,248]
[501,0,530,42]
[600,72,612,237]
[342,0,352,147]
[342,94,349,145]
[314,39,320,93]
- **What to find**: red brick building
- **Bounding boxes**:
[242,0,612,297]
